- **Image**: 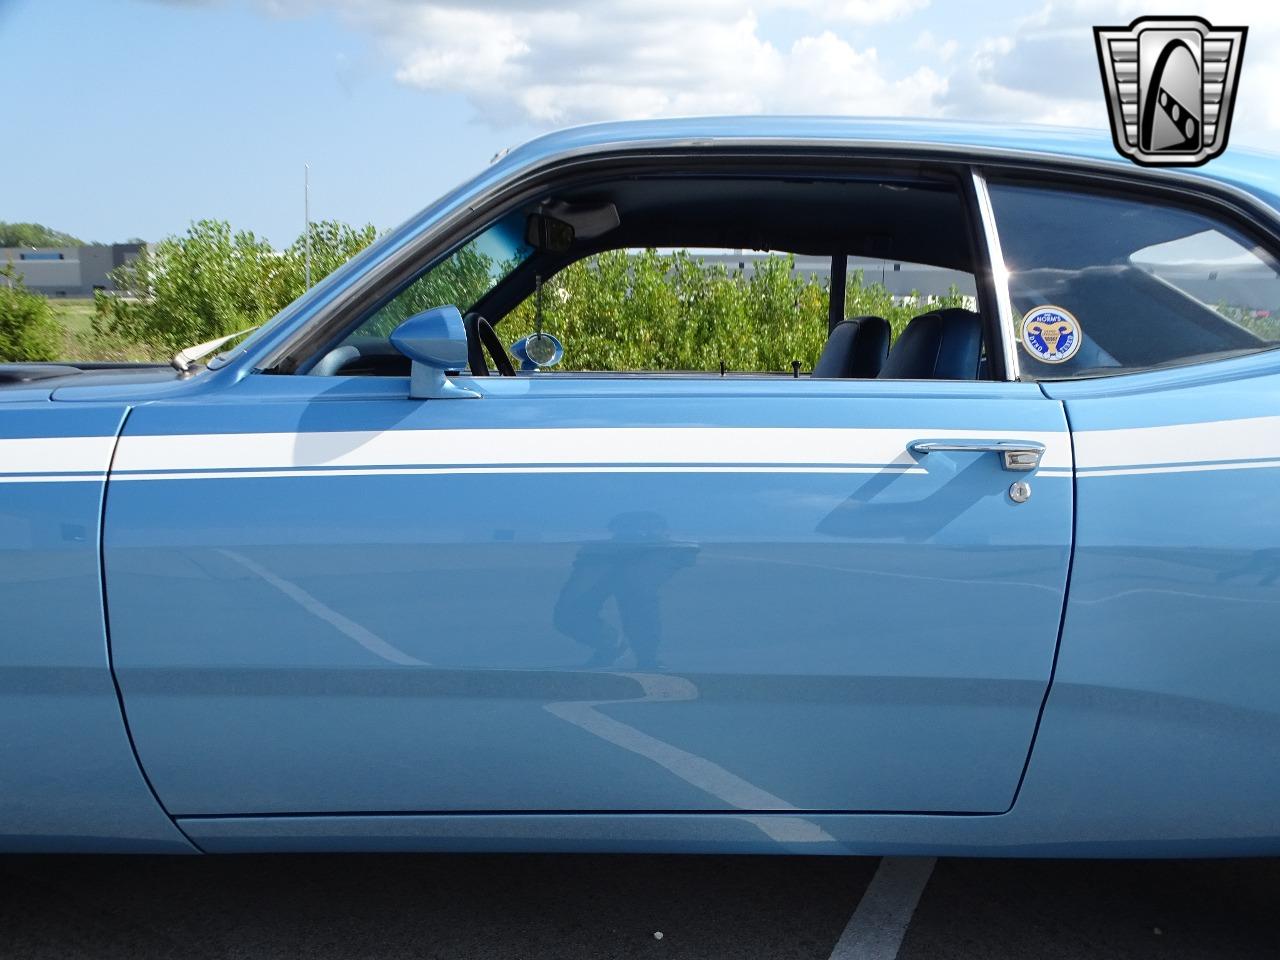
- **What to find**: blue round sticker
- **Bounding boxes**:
[1020,306,1082,363]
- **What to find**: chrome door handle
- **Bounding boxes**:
[909,439,1045,472]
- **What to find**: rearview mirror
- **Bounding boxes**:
[525,212,575,253]
[389,306,480,400]
[511,333,564,371]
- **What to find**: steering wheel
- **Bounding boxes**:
[464,312,515,377]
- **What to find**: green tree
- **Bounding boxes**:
[0,222,86,248]
[0,264,61,361]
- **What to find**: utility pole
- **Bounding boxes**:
[304,163,312,290]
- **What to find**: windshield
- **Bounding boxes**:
[345,211,532,340]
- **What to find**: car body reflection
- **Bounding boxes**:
[554,511,698,670]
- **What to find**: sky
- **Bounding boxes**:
[1,0,1277,246]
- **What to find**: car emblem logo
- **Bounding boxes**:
[1094,16,1247,167]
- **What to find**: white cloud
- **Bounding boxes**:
[912,30,958,62]
[937,2,1136,128]
[237,0,1280,151]
[939,1,1280,150]
[798,0,931,24]
[251,0,939,125]
[772,32,946,115]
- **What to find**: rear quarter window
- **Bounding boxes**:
[988,181,1280,379]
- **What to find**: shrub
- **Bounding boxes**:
[0,264,61,362]
[92,214,972,371]
[501,250,971,372]
[93,218,378,354]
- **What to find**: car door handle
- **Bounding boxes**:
[909,439,1045,472]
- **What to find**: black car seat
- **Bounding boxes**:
[811,315,892,378]
[879,308,983,380]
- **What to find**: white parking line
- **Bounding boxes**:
[216,549,430,667]
[828,857,936,960]
[545,673,839,845]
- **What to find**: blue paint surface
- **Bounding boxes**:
[1018,369,1280,852]
[105,376,1071,817]
[0,404,193,852]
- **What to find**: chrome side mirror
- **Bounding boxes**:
[390,306,480,400]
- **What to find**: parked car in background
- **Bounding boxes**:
[3,117,1280,856]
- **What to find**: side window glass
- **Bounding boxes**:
[988,182,1280,379]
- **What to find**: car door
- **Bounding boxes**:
[104,368,1073,819]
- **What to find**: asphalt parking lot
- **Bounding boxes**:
[1,854,1277,959]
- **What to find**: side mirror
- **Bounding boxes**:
[510,333,564,371]
[389,306,480,400]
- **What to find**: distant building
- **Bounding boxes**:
[695,252,977,304]
[1,244,146,298]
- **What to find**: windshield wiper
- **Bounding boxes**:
[171,326,260,374]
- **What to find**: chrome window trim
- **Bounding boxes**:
[970,170,1021,382]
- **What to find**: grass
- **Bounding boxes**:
[47,297,96,336]
[46,297,159,362]
[47,298,99,360]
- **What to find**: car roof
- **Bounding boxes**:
[493,116,1280,214]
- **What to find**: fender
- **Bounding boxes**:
[0,401,193,852]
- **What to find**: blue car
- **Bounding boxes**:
[4,117,1280,856]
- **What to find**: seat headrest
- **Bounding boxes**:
[811,315,891,379]
[879,308,983,380]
